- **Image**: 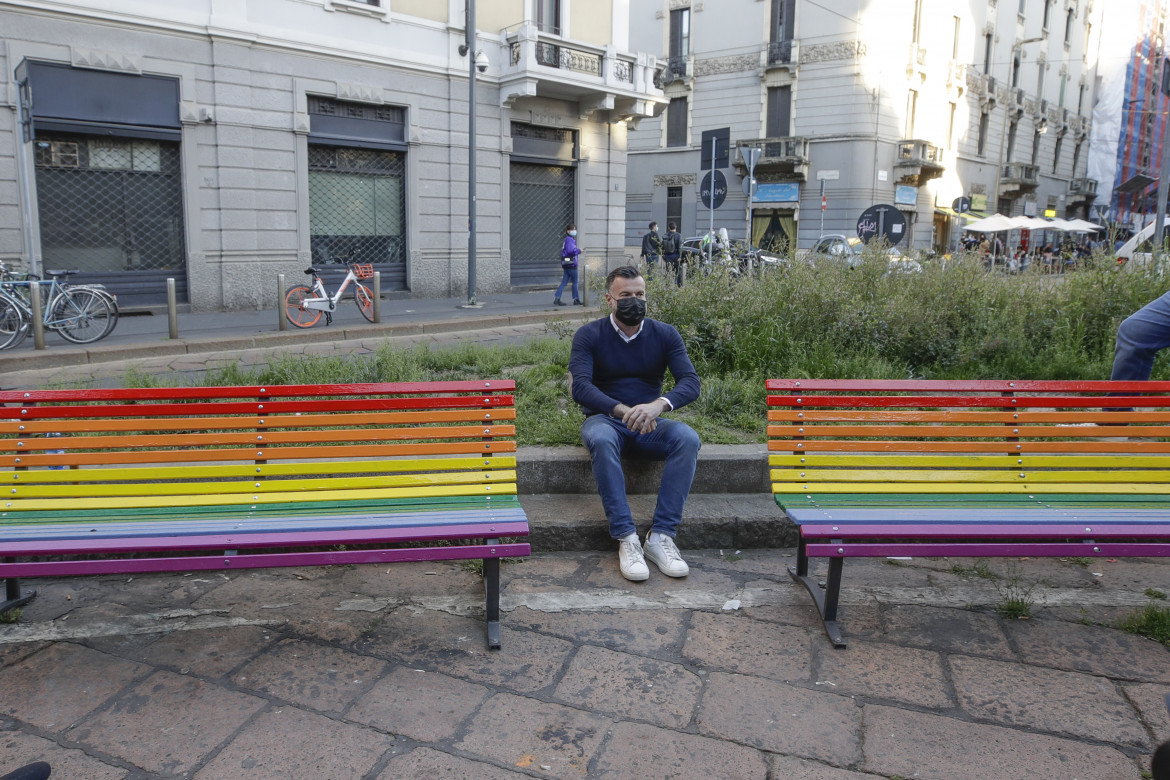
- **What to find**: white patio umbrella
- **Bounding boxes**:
[1010,216,1053,230]
[964,213,1018,232]
[1063,218,1105,233]
[1041,217,1078,231]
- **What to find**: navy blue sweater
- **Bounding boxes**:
[569,316,701,416]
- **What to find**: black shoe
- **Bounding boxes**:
[573,299,584,305]
[553,299,566,306]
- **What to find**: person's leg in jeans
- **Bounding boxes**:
[624,418,701,539]
[569,267,581,303]
[581,415,647,580]
[554,268,571,304]
[1111,290,1170,381]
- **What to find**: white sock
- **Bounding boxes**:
[648,531,670,544]
[621,532,640,544]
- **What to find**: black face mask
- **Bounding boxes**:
[614,297,646,326]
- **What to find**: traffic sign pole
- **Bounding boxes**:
[708,135,715,266]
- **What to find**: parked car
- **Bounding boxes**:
[804,234,921,272]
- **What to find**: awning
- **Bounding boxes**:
[1116,174,1156,194]
[935,207,983,222]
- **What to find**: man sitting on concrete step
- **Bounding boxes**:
[569,265,702,582]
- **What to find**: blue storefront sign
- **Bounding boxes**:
[894,184,918,206]
[754,182,800,204]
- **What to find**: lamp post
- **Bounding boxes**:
[992,36,1044,217]
[458,0,485,308]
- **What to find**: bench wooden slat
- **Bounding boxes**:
[766,378,1170,392]
[0,409,518,434]
[769,454,1170,468]
[767,410,1170,423]
[766,424,1155,438]
[2,456,517,484]
[773,482,1170,494]
[804,542,1170,558]
[7,470,518,499]
[768,394,1164,409]
[769,440,1170,453]
[772,469,1170,484]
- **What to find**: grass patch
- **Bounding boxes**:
[1144,588,1167,600]
[993,566,1037,619]
[116,249,1170,445]
[952,560,998,580]
[1119,602,1170,646]
[0,608,21,624]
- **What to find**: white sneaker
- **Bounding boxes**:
[643,532,689,577]
[618,536,650,582]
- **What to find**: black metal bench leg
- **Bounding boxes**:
[787,540,848,649]
[2,567,37,615]
[483,545,501,650]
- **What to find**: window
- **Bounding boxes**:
[1006,119,1018,161]
[1031,130,1042,165]
[667,97,688,147]
[1011,52,1021,87]
[1058,73,1066,107]
[947,102,957,149]
[1036,62,1045,100]
[1042,0,1051,28]
[537,0,560,34]
[983,32,993,74]
[1077,82,1085,114]
[1064,9,1074,43]
[770,0,794,43]
[978,111,989,155]
[766,86,791,137]
[667,186,683,234]
[905,89,918,138]
[1018,0,1026,15]
[1072,140,1082,173]
[1052,133,1063,174]
[952,17,961,59]
[911,0,924,43]
[670,8,690,59]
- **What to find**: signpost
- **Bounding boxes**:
[856,203,906,247]
[700,128,730,265]
[742,146,761,247]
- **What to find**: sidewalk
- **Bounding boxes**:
[1,552,1166,778]
[0,289,592,390]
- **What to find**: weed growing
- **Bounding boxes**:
[1119,601,1170,646]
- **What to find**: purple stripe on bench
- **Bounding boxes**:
[797,523,1170,539]
[0,520,532,557]
[804,542,1170,558]
[0,542,533,578]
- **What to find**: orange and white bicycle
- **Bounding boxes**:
[284,262,376,328]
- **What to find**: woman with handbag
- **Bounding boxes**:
[554,223,584,306]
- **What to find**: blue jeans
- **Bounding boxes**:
[1112,290,1170,381]
[580,414,701,540]
[555,267,579,301]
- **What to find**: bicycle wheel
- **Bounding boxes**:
[51,287,114,344]
[354,283,375,322]
[284,285,322,328]
[0,293,29,350]
[70,285,119,339]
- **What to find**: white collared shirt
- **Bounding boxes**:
[609,313,644,343]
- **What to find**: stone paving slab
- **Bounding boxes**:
[0,550,1165,778]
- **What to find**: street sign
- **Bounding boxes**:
[701,170,728,209]
[952,196,972,213]
[741,146,761,173]
[856,203,906,246]
[700,127,731,170]
[742,176,757,197]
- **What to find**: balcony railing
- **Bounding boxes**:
[1068,177,1098,197]
[662,55,689,83]
[896,139,944,165]
[1001,162,1039,184]
[767,40,793,66]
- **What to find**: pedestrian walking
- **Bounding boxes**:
[640,221,662,269]
[554,223,583,306]
[661,221,683,285]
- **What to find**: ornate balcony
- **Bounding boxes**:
[1067,177,1098,203]
[733,137,809,181]
[501,23,665,121]
[893,139,945,185]
[999,162,1040,197]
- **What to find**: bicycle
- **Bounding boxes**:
[0,263,118,348]
[284,262,376,328]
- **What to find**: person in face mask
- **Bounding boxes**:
[568,266,702,582]
[554,224,583,306]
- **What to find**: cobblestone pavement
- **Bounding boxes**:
[2,550,1167,778]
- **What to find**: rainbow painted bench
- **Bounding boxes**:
[0,381,528,649]
[766,379,1170,648]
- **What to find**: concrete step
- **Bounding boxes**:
[517,492,795,553]
[516,444,770,496]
